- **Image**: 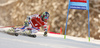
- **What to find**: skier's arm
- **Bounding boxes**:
[43,24,48,36]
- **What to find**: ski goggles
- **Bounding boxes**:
[44,17,48,19]
[43,15,49,19]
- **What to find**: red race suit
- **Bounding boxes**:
[29,14,47,31]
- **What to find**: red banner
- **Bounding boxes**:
[70,0,87,3]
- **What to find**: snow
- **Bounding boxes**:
[0,32,100,48]
[0,27,100,48]
[40,32,100,45]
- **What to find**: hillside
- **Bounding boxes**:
[0,0,100,39]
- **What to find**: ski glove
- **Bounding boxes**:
[43,31,47,37]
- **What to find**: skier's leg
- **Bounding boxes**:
[20,26,26,29]
[12,26,26,33]
[31,29,38,35]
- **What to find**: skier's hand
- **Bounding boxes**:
[43,31,47,37]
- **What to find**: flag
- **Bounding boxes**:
[69,0,89,10]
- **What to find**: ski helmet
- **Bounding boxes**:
[41,12,50,20]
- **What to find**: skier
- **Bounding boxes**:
[15,12,50,36]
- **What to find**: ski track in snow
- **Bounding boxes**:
[0,32,100,48]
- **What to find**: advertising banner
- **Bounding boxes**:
[69,0,89,10]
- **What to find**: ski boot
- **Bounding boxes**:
[28,29,37,38]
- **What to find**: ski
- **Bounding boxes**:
[0,27,37,38]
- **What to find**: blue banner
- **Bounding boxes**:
[69,0,89,10]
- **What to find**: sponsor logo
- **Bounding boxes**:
[70,0,87,3]
[35,24,38,26]
[70,5,86,10]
